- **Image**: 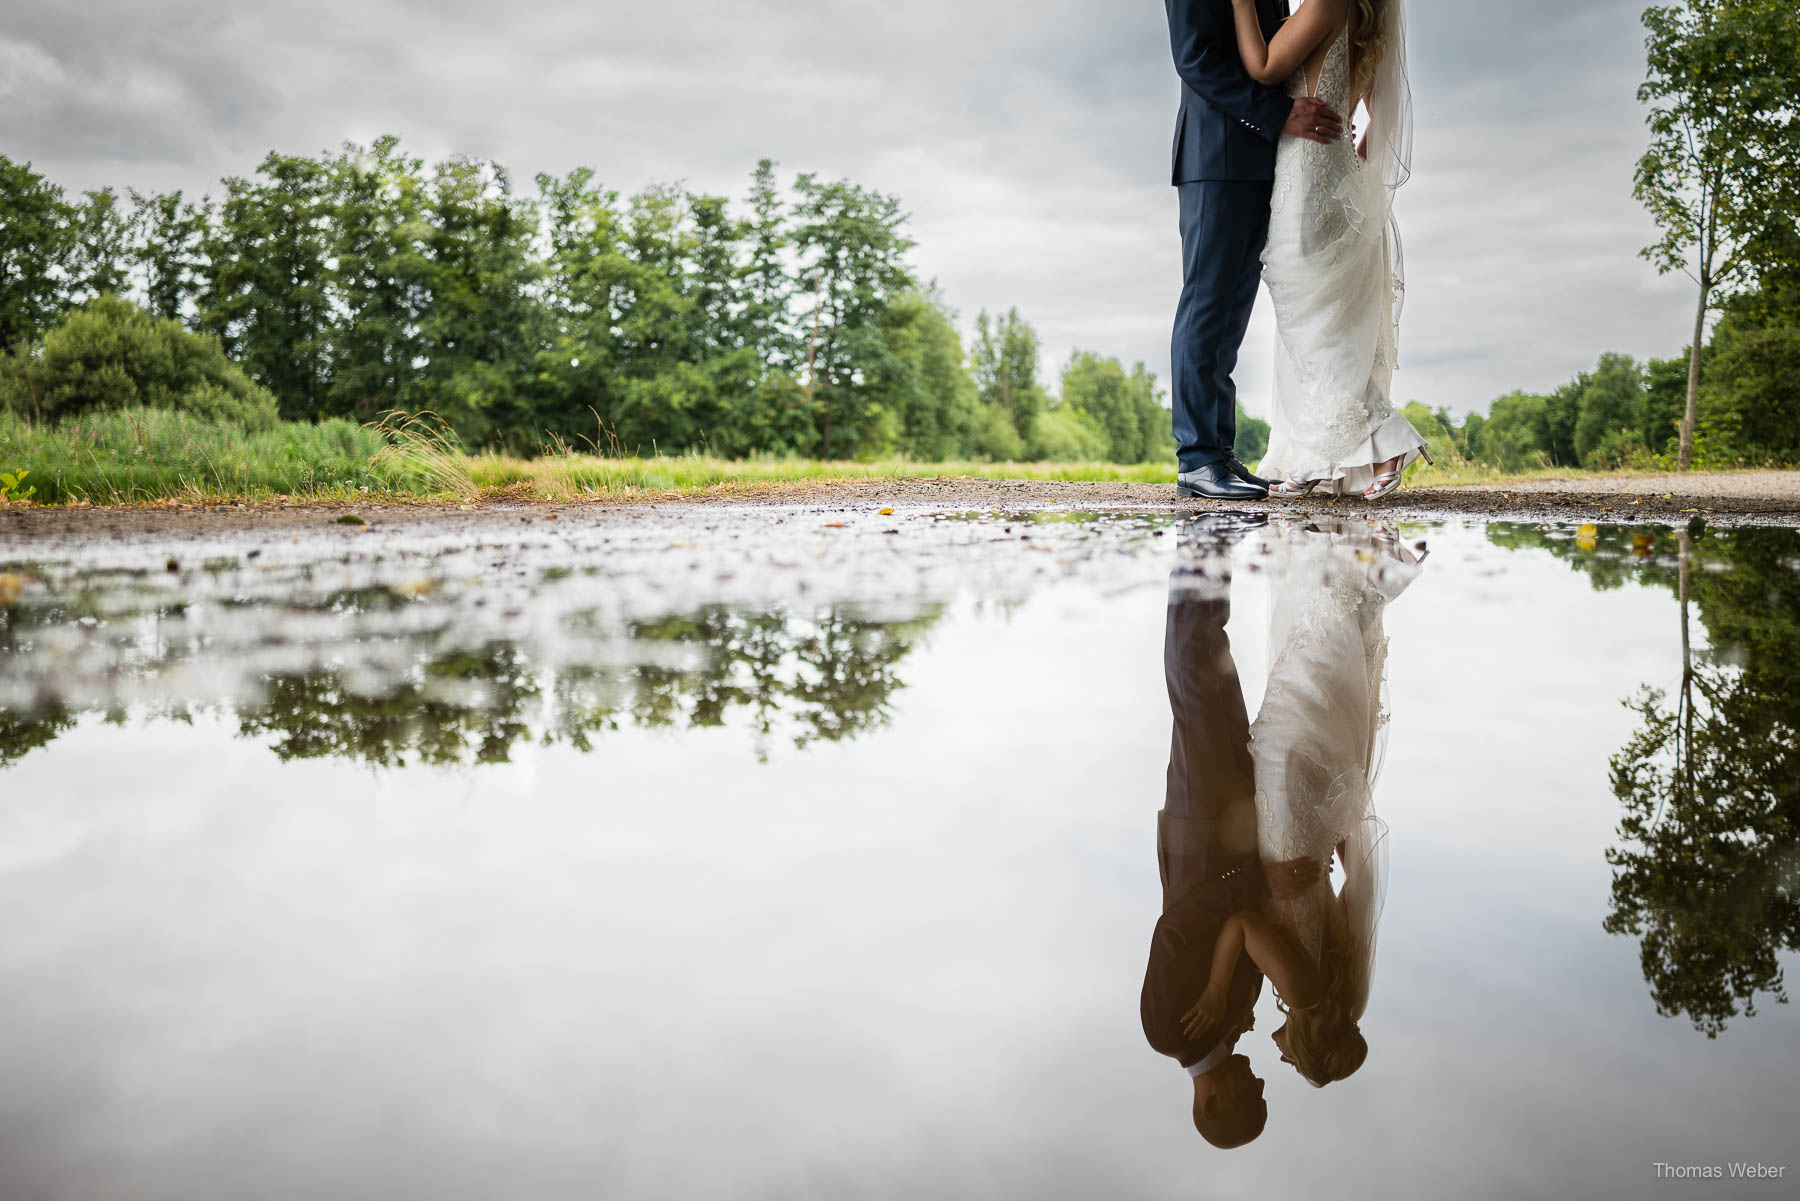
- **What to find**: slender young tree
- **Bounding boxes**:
[1635,0,1800,468]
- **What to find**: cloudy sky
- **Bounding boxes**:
[2,0,1693,419]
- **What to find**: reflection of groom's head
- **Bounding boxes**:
[1191,1054,1268,1148]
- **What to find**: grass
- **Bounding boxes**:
[0,407,1730,507]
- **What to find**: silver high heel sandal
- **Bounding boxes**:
[1270,478,1321,498]
[1362,449,1433,501]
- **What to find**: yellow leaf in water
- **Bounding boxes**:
[0,573,23,607]
[823,522,847,529]
[1576,523,1599,551]
[878,508,895,516]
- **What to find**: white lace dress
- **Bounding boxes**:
[1258,26,1427,496]
[1250,520,1417,1015]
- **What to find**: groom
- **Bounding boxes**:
[1164,0,1342,500]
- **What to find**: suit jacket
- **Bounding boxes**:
[1140,592,1271,1068]
[1164,0,1295,183]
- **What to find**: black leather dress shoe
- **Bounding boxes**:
[1176,461,1270,501]
[1222,452,1269,490]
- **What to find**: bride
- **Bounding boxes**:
[1231,0,1428,500]
[1177,519,1419,1084]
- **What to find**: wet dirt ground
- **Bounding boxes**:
[2,470,1797,544]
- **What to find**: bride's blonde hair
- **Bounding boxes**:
[1349,0,1389,99]
[1276,915,1368,1087]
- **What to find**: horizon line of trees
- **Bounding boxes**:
[0,142,1176,464]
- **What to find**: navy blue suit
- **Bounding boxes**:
[1164,0,1294,473]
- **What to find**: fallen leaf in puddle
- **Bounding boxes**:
[823,522,847,528]
[1576,524,1599,551]
[878,508,895,516]
[665,540,696,549]
[0,574,23,606]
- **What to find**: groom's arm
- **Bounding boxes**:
[1164,0,1294,144]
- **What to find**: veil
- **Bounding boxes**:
[1360,0,1414,351]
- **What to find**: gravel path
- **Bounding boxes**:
[3,471,1797,543]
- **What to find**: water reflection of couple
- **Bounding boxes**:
[1141,514,1421,1148]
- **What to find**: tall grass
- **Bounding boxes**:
[465,452,1180,498]
[0,408,403,503]
[0,406,1695,507]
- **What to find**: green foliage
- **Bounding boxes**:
[0,295,277,429]
[1636,1,1800,290]
[0,467,32,500]
[0,406,393,503]
[1,142,1201,466]
[1636,0,1800,466]
[885,289,980,461]
[972,308,1050,450]
[0,156,74,350]
[1702,304,1800,462]
[1573,353,1647,467]
[1058,351,1170,463]
[1234,404,1270,464]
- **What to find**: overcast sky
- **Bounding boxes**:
[2,0,1694,419]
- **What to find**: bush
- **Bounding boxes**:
[1026,405,1110,462]
[969,402,1025,461]
[0,295,278,430]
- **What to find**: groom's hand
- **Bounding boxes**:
[1282,98,1342,145]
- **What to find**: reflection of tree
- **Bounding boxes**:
[0,601,939,769]
[238,644,542,767]
[1498,523,1800,1035]
[0,705,77,768]
[628,605,939,759]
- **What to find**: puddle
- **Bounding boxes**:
[1,509,1796,1198]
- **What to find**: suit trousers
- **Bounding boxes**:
[1159,592,1258,911]
[1171,180,1272,474]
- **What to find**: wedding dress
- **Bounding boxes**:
[1250,519,1421,1018]
[1258,7,1427,496]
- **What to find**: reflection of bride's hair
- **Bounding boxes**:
[1349,0,1389,96]
[1276,908,1368,1087]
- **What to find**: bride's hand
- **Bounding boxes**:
[1265,857,1321,900]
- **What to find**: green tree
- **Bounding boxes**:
[791,174,917,458]
[323,138,430,423]
[1474,390,1551,470]
[1573,352,1646,467]
[885,289,979,460]
[203,152,333,420]
[1635,0,1800,468]
[410,156,545,450]
[1234,404,1271,464]
[129,189,212,323]
[535,166,627,450]
[67,189,134,304]
[1059,350,1168,463]
[971,307,1049,446]
[0,155,73,350]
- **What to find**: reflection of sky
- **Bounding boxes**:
[2,525,1795,1200]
